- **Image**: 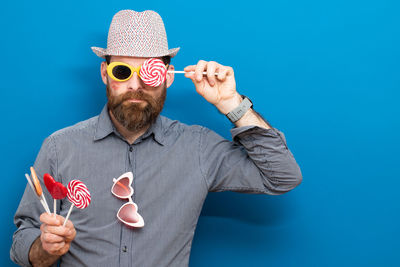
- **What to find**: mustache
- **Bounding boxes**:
[113,90,153,106]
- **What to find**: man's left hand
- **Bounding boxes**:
[184,60,242,114]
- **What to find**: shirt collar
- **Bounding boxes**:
[138,115,165,145]
[93,104,166,146]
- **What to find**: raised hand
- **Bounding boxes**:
[184,60,242,115]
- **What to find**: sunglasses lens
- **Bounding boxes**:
[112,177,132,198]
[118,203,140,224]
[112,65,131,80]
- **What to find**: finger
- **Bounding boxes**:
[42,224,71,237]
[195,60,207,82]
[184,65,201,81]
[184,65,196,80]
[65,229,76,242]
[63,219,75,230]
[184,69,195,80]
[206,61,218,86]
[42,240,66,255]
[183,65,196,79]
[226,66,234,76]
[64,221,76,241]
[41,232,65,243]
[217,68,228,81]
[40,213,62,226]
[183,65,196,72]
[57,243,71,256]
[184,66,202,85]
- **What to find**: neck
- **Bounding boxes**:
[108,109,150,145]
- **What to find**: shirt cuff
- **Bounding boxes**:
[230,126,288,148]
[11,227,41,267]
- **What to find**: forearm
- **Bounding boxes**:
[29,237,60,267]
[234,109,271,129]
[232,126,302,193]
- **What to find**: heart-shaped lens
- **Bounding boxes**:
[112,65,132,80]
[112,177,132,198]
[118,202,140,224]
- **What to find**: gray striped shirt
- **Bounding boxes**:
[11,105,302,267]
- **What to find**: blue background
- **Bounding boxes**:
[1,0,399,266]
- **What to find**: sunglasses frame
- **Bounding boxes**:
[111,172,144,228]
[107,62,141,82]
[111,172,134,198]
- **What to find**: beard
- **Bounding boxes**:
[106,81,167,132]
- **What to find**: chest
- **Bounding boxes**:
[57,136,208,232]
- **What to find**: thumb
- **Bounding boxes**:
[184,72,202,85]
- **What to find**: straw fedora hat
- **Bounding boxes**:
[91,10,180,59]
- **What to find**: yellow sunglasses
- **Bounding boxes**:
[106,61,169,83]
[107,62,141,82]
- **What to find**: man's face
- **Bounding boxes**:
[100,56,175,132]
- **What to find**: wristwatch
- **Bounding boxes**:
[226,95,253,123]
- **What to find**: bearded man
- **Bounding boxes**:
[11,9,302,267]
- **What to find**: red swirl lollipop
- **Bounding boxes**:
[67,180,91,209]
[64,180,91,226]
[139,58,167,87]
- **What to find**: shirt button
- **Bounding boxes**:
[129,147,133,152]
[122,245,127,252]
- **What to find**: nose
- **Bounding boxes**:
[126,72,144,91]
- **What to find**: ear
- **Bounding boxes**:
[100,61,108,85]
[165,64,175,88]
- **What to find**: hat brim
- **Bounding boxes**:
[90,46,180,59]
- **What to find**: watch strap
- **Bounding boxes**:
[226,96,253,123]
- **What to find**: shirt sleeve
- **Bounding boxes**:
[199,125,302,195]
[10,136,58,267]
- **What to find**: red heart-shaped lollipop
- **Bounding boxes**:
[44,173,67,199]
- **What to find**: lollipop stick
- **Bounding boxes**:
[41,195,51,214]
[41,194,51,215]
[40,198,51,214]
[63,204,74,227]
[53,199,57,216]
[168,70,219,75]
[25,174,51,214]
[25,174,35,192]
